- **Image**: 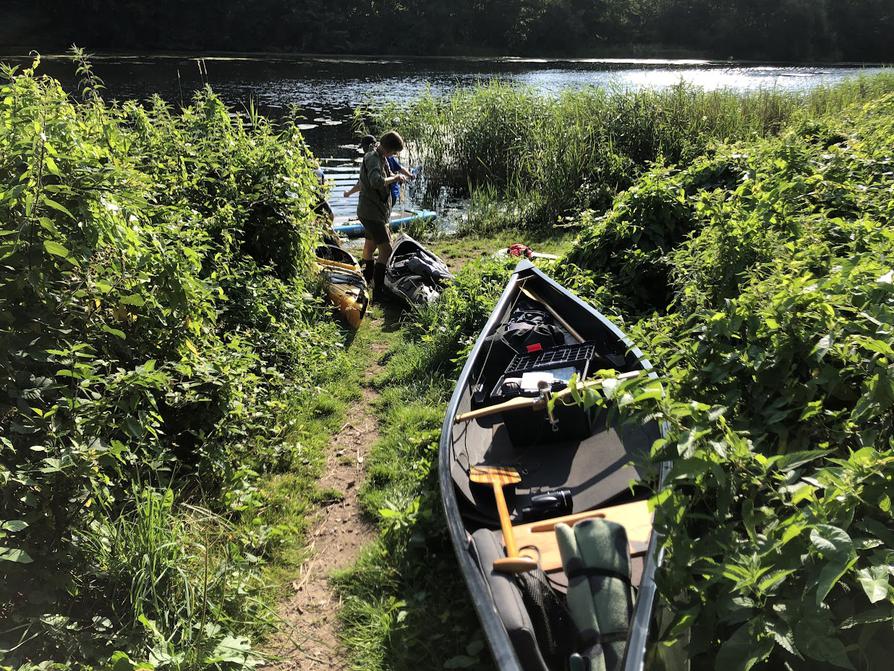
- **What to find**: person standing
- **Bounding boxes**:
[357,130,407,301]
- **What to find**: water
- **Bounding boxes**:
[7,54,886,222]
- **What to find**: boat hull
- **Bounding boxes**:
[439,260,668,671]
[315,244,369,329]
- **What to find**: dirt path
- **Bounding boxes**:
[263,323,389,670]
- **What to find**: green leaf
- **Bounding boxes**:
[0,546,33,563]
[1,520,28,532]
[648,487,673,512]
[856,566,890,603]
[109,651,154,671]
[41,197,74,219]
[101,324,126,340]
[43,240,70,258]
[840,605,894,629]
[780,523,805,546]
[810,524,853,558]
[775,449,831,471]
[790,483,816,505]
[204,634,258,665]
[714,622,774,671]
[802,633,855,670]
[757,569,796,594]
[119,294,146,307]
[815,554,856,605]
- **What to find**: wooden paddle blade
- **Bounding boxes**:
[493,556,539,574]
[469,465,521,485]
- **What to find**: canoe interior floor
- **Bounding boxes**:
[451,410,658,529]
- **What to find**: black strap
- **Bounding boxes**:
[566,566,632,586]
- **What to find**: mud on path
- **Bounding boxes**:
[263,323,390,670]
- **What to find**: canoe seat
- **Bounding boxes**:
[513,499,652,586]
[470,528,551,671]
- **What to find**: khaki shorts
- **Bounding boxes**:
[360,218,391,245]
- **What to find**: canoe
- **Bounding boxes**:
[384,233,453,305]
[315,244,369,329]
[332,209,437,238]
[439,260,667,671]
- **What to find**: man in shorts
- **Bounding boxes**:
[357,130,407,301]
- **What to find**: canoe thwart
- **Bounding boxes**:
[454,370,641,424]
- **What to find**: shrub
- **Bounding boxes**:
[570,93,894,668]
[0,56,343,667]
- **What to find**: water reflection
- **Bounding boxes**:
[5,54,885,221]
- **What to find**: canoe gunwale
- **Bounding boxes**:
[438,260,667,671]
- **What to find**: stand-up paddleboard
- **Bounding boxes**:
[333,209,437,238]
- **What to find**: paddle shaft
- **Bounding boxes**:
[454,370,640,424]
[490,480,520,557]
[519,285,584,344]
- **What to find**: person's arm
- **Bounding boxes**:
[344,180,361,198]
[365,153,403,190]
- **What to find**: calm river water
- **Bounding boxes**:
[12,54,887,221]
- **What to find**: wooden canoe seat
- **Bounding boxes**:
[512,499,652,579]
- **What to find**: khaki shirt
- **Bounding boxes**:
[357,150,392,225]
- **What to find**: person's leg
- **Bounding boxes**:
[372,234,393,302]
[362,237,376,262]
[376,240,392,266]
[360,234,376,284]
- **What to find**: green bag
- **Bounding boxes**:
[557,518,634,671]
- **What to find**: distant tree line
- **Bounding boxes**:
[9,0,893,62]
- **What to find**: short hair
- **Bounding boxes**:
[360,134,376,151]
[378,130,405,153]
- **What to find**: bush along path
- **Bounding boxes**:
[0,56,359,668]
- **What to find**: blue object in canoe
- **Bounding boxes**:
[333,209,437,238]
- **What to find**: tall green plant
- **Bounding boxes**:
[0,56,343,668]
[367,74,894,233]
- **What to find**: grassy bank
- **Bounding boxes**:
[0,56,353,669]
[364,73,894,234]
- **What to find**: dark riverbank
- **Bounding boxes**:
[6,0,893,63]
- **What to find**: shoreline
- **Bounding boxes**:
[1,49,890,69]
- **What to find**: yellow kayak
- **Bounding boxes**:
[315,244,369,329]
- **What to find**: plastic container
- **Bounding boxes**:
[490,342,600,445]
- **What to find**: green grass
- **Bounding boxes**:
[251,338,366,596]
[429,232,576,272]
[331,308,493,671]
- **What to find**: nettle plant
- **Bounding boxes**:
[0,55,336,666]
[563,94,894,669]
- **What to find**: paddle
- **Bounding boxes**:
[519,285,584,344]
[469,465,538,574]
[454,370,641,424]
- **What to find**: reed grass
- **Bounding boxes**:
[362,72,894,233]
